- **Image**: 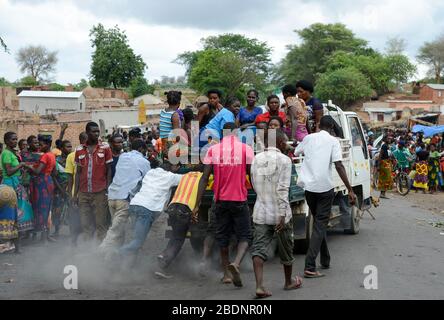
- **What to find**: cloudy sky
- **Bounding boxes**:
[1,0,444,84]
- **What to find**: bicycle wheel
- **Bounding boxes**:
[397,173,410,196]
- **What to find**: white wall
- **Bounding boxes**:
[91,108,139,134]
[369,112,395,122]
[19,96,85,114]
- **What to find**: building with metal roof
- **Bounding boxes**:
[18,90,86,115]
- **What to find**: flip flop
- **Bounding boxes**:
[255,290,273,299]
[304,271,325,279]
[284,276,303,290]
[227,264,243,288]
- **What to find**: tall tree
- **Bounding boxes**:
[202,34,272,77]
[74,79,89,91]
[89,24,146,89]
[385,54,417,86]
[176,33,272,90]
[20,76,39,86]
[128,76,154,98]
[278,23,369,85]
[16,45,58,83]
[315,67,373,109]
[325,51,416,95]
[187,49,258,100]
[417,35,444,84]
[385,37,407,55]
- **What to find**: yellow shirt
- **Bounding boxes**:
[171,172,203,211]
[65,151,76,196]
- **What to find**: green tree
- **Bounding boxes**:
[417,35,444,84]
[385,54,417,86]
[48,83,65,91]
[128,77,154,98]
[325,51,416,95]
[202,34,272,76]
[278,23,369,85]
[74,79,89,91]
[16,45,58,82]
[0,77,11,86]
[188,49,258,100]
[89,24,146,89]
[176,33,272,93]
[315,67,372,109]
[20,76,39,86]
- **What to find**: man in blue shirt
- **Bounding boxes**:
[201,97,241,146]
[99,139,151,260]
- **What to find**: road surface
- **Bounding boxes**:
[1,193,443,300]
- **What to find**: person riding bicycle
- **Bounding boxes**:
[392,141,413,173]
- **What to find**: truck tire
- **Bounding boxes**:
[344,197,361,235]
[294,214,312,254]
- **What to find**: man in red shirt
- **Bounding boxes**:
[194,122,254,288]
[74,122,113,242]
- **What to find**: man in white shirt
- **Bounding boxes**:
[251,129,303,299]
[99,140,151,259]
[119,161,182,265]
[295,116,356,278]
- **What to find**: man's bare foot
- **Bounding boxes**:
[227,263,243,287]
[221,276,233,284]
[255,288,272,299]
[284,276,303,290]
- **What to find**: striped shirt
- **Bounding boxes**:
[159,109,176,139]
[170,172,203,211]
[251,147,292,225]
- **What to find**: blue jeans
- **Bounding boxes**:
[120,205,162,255]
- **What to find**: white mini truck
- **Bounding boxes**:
[167,102,372,254]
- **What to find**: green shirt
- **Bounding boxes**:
[393,148,412,169]
[1,149,21,178]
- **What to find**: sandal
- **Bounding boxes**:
[255,290,273,299]
[304,271,325,278]
[285,276,303,290]
[227,263,243,288]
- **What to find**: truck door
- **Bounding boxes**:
[347,116,371,199]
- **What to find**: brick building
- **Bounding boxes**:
[82,87,130,109]
[419,84,444,104]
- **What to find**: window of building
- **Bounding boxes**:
[377,113,384,122]
[80,102,83,110]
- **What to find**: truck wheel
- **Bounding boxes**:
[344,197,361,235]
[294,214,312,254]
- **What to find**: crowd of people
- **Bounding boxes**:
[0,79,371,299]
[368,129,444,198]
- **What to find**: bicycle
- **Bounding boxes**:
[394,166,411,196]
